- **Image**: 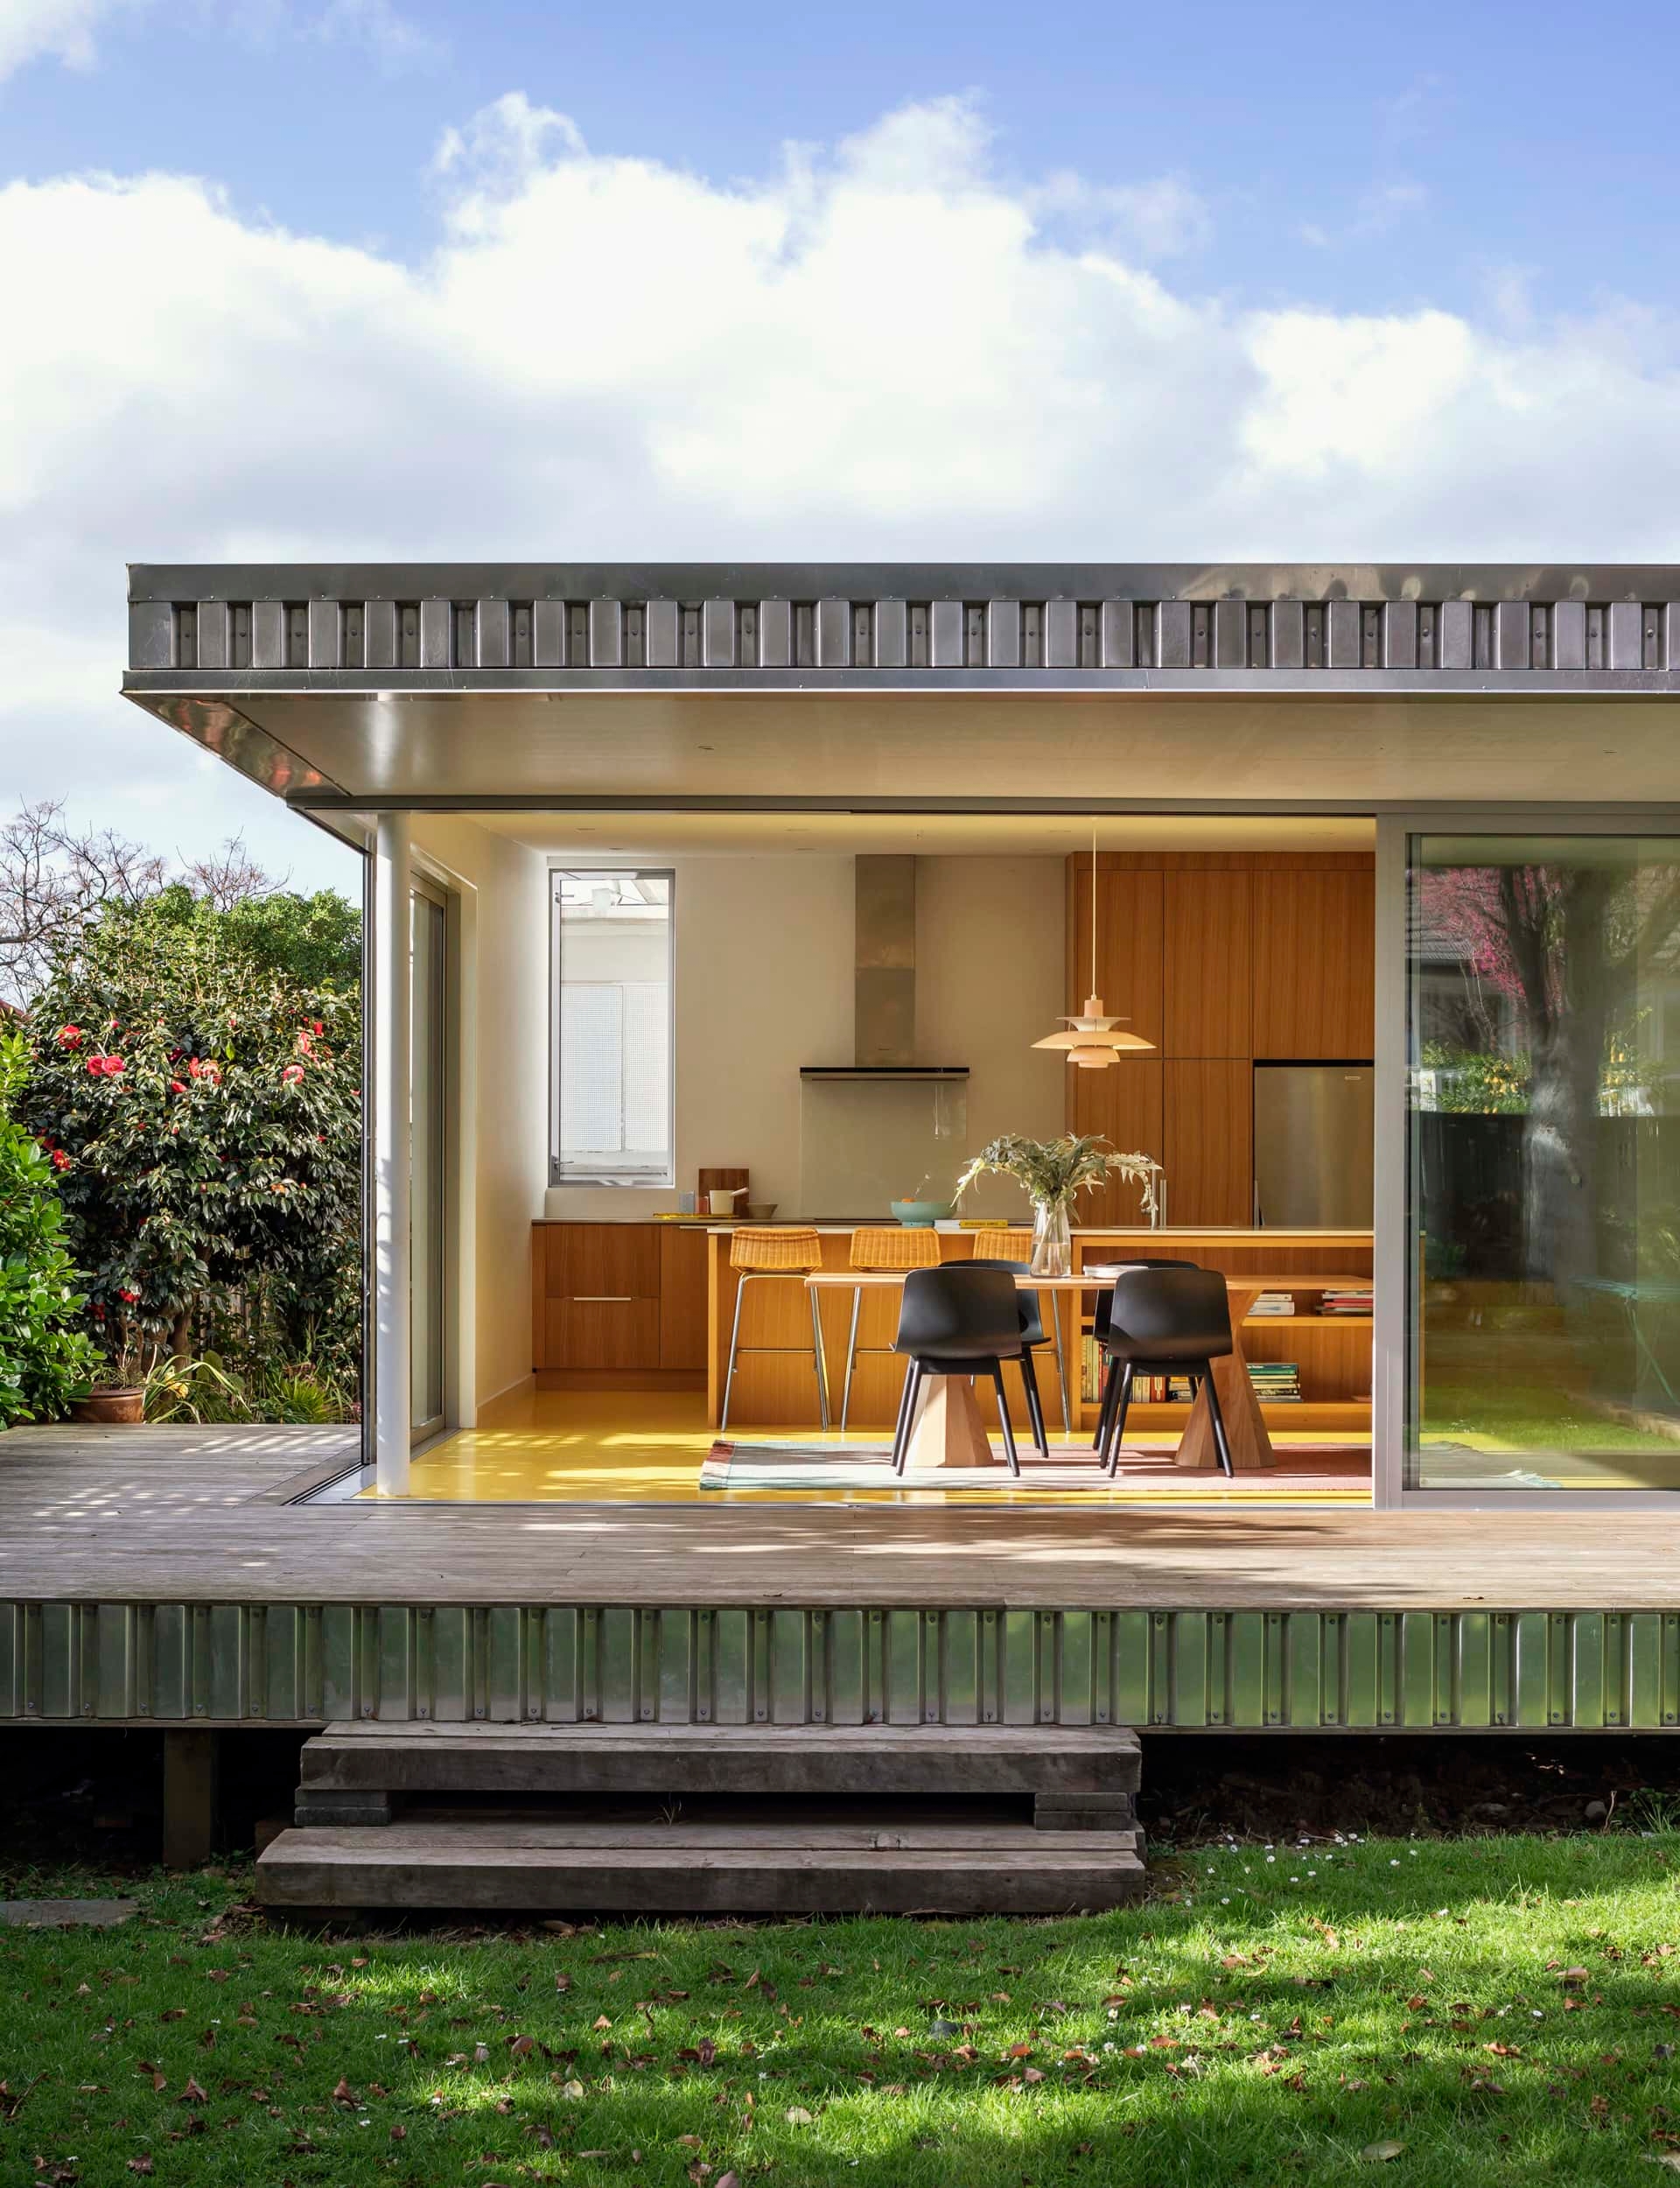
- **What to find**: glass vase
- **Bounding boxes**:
[1030,1197,1073,1279]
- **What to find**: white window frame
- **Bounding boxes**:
[549,866,676,1188]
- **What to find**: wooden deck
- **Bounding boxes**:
[0,1422,1675,1610]
[3,1425,1678,1733]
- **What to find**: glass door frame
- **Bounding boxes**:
[410,871,454,1450]
[1375,804,1680,1511]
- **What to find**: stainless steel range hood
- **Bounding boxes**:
[802,854,970,1078]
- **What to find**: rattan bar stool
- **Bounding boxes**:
[837,1225,943,1436]
[968,1227,1071,1434]
[720,1227,831,1434]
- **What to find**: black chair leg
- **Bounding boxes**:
[888,1358,916,1469]
[1018,1349,1049,1457]
[1102,1361,1135,1476]
[892,1361,923,1475]
[990,1363,1020,1476]
[1093,1357,1118,1450]
[1200,1362,1236,1478]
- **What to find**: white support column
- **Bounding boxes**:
[373,811,412,1497]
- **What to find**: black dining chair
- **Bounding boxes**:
[963,1256,1056,1455]
[1098,1266,1236,1478]
[889,1266,1032,1477]
[1086,1259,1202,1453]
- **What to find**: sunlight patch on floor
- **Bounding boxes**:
[360,1387,1373,1505]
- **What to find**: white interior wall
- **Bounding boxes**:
[542,851,1066,1224]
[409,813,550,1421]
[915,855,1067,1222]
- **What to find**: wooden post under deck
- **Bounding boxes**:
[162,1729,220,1869]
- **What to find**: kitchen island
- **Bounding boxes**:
[705,1225,1372,1437]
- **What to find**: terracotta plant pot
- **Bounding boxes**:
[72,1388,145,1425]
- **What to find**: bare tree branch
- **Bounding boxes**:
[0,804,289,1006]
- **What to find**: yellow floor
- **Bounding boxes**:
[364,1386,1375,1504]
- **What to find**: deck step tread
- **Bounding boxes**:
[300,1722,1141,1798]
[258,1820,1144,1913]
[271,1820,1142,1853]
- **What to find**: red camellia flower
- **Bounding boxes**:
[312,1019,324,1034]
[58,1024,82,1048]
[117,1287,139,1304]
[170,1078,187,1094]
[51,1149,68,1170]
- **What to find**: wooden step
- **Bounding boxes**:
[298,1721,1142,1800]
[257,1817,1145,1916]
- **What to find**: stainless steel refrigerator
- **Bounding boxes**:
[1252,1064,1375,1228]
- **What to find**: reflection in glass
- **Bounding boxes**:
[1407,838,1680,1490]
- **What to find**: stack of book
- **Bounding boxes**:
[1248,1360,1302,1403]
[1248,1291,1295,1317]
[1318,1286,1374,1317]
[1076,1340,1202,1405]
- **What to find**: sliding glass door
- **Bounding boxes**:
[410,883,448,1445]
[1401,831,1680,1494]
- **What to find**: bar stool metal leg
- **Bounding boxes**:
[719,1272,751,1435]
[809,1285,831,1432]
[1102,1362,1135,1476]
[838,1285,862,1436]
[892,1360,924,1474]
[1019,1349,1049,1457]
[1200,1364,1235,1478]
[1047,1293,1071,1434]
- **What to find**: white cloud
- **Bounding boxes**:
[312,0,444,71]
[0,0,135,76]
[0,0,441,83]
[4,92,1680,877]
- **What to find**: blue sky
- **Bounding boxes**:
[10,0,1675,319]
[3,0,1679,891]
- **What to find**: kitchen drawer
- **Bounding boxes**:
[542,1224,661,1301]
[542,1295,662,1371]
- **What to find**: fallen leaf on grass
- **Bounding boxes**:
[126,2164,153,2177]
[716,2174,740,2188]
[178,2079,207,2106]
[558,2079,585,2100]
[785,2106,815,2125]
[1360,2143,1405,2163]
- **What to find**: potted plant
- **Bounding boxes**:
[953,1133,1163,1277]
[73,1317,148,1424]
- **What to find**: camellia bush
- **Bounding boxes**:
[0,1027,100,1425]
[22,890,361,1412]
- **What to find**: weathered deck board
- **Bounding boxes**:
[0,1422,1676,1612]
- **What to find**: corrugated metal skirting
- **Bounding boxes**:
[3,1604,1678,1731]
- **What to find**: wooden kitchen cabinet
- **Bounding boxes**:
[1252,870,1376,1059]
[1164,1058,1253,1226]
[1164,871,1251,1057]
[532,1222,706,1386]
[1068,1059,1163,1227]
[1067,866,1164,1049]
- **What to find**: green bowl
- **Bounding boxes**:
[890,1199,952,1228]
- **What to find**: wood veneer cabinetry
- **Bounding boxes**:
[1252,869,1376,1059]
[1064,852,1374,1228]
[532,1222,707,1388]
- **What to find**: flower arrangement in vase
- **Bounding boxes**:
[952,1133,1163,1276]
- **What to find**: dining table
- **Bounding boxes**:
[803,1268,1370,1472]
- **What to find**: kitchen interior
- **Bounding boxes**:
[410,813,1376,1503]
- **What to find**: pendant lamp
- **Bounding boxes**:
[1033,827,1156,1069]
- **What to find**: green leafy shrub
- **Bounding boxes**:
[0,1027,100,1424]
[21,893,360,1407]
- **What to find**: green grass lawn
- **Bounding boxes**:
[5,1836,1680,2186]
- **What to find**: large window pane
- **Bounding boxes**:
[552,871,674,1185]
[1407,836,1680,1490]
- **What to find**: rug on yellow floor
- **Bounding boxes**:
[700,1440,1371,1493]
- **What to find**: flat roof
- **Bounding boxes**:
[121,562,1680,827]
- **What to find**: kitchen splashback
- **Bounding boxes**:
[799,1074,969,1218]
